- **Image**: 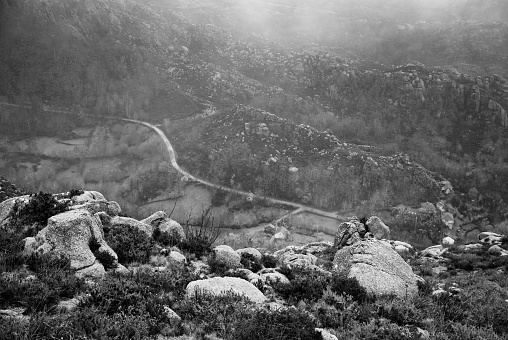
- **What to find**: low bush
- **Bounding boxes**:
[153,226,179,247]
[0,253,85,313]
[180,211,221,257]
[7,191,69,236]
[231,307,322,340]
[329,275,374,303]
[240,252,263,272]
[261,253,277,268]
[273,267,330,303]
[177,291,253,338]
[104,225,153,264]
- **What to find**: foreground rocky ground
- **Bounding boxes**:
[1,183,508,340]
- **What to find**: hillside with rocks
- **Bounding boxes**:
[1,0,508,337]
[1,187,508,339]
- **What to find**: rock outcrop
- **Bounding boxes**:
[366,216,391,239]
[334,217,369,249]
[24,209,118,275]
[333,239,420,298]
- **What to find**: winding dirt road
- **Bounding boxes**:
[0,102,344,221]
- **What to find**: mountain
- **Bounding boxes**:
[0,0,508,237]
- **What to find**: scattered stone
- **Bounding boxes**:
[432,266,448,275]
[316,328,338,340]
[56,293,90,313]
[186,277,267,303]
[142,211,186,243]
[441,212,454,229]
[190,260,211,278]
[211,245,242,270]
[72,191,106,204]
[261,272,290,285]
[478,232,504,246]
[334,217,368,249]
[488,245,503,255]
[457,243,482,251]
[264,224,276,234]
[163,306,181,326]
[421,245,448,258]
[442,237,455,246]
[416,327,430,340]
[168,251,187,265]
[110,216,153,237]
[270,226,290,242]
[75,260,106,278]
[333,239,419,298]
[236,247,262,261]
[366,216,390,239]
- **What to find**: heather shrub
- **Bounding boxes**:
[0,253,85,313]
[0,230,25,272]
[104,224,153,264]
[261,253,277,268]
[329,274,374,303]
[231,307,322,340]
[153,226,178,247]
[240,252,262,272]
[273,267,330,303]
[180,211,220,257]
[7,191,68,236]
[177,291,253,338]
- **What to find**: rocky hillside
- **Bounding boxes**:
[1,0,508,242]
[1,189,508,339]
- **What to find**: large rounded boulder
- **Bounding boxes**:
[25,209,118,275]
[333,239,419,298]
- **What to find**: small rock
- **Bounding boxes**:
[316,328,338,340]
[432,266,448,275]
[236,248,262,261]
[442,237,455,246]
[211,245,241,270]
[488,245,503,255]
[421,245,448,258]
[479,232,504,246]
[163,306,181,326]
[366,216,390,239]
[416,327,430,339]
[186,277,267,304]
[168,251,187,265]
[264,224,276,235]
[261,272,290,285]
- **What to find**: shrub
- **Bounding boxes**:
[7,192,68,236]
[153,226,178,247]
[0,253,85,313]
[177,291,253,338]
[68,188,84,198]
[240,252,263,272]
[104,225,153,264]
[0,230,25,272]
[329,275,374,303]
[261,253,277,268]
[273,267,330,303]
[231,307,322,340]
[180,209,221,257]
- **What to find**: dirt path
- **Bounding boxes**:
[0,102,346,222]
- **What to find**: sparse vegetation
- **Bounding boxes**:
[103,224,153,265]
[7,191,69,236]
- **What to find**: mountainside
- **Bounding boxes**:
[1,0,508,239]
